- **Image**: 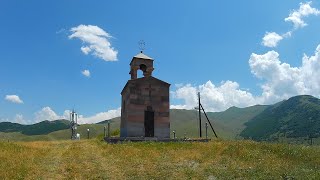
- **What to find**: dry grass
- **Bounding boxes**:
[0,139,319,179]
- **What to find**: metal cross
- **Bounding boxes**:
[138,40,145,52]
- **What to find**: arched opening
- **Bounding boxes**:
[139,64,147,72]
[137,69,143,78]
[137,64,147,78]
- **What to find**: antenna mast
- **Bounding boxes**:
[70,110,78,140]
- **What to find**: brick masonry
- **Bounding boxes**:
[120,52,170,139]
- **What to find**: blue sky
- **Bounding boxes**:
[1,1,320,124]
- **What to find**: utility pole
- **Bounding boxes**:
[108,121,111,138]
[198,92,202,138]
[194,92,218,139]
[205,122,208,139]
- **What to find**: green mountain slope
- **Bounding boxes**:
[207,105,269,136]
[0,119,70,135]
[240,95,320,141]
[2,95,320,142]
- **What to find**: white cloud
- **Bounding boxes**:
[171,81,256,112]
[81,46,91,54]
[285,1,320,29]
[262,32,283,48]
[249,44,320,103]
[33,106,120,124]
[69,24,118,61]
[81,69,90,77]
[261,2,319,47]
[34,107,61,122]
[172,44,320,111]
[14,114,28,124]
[77,107,121,124]
[5,95,23,104]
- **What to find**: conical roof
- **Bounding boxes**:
[133,51,153,60]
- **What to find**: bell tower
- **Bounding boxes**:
[129,51,154,79]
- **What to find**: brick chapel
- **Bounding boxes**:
[120,51,170,139]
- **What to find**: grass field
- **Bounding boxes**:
[1,139,319,179]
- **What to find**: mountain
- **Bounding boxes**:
[1,95,320,143]
[207,105,269,136]
[240,95,320,141]
[169,105,268,139]
[0,119,70,135]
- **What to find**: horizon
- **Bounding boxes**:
[1,1,320,124]
[1,94,315,125]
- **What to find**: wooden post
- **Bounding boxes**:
[200,104,218,138]
[205,122,208,139]
[198,92,202,138]
[107,121,110,138]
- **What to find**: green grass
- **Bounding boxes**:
[0,123,120,142]
[0,139,319,179]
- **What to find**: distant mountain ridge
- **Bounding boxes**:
[0,119,70,135]
[1,95,320,142]
[240,95,320,141]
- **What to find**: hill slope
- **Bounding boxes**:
[1,140,319,179]
[207,105,269,136]
[2,95,320,142]
[240,95,320,141]
[0,119,70,135]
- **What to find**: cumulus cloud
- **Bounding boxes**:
[77,107,121,124]
[261,2,319,47]
[262,32,283,48]
[5,95,23,104]
[81,46,91,54]
[285,1,320,29]
[34,107,62,122]
[250,44,320,103]
[33,106,120,124]
[69,24,118,61]
[172,44,320,111]
[81,69,90,77]
[14,114,27,124]
[171,81,256,112]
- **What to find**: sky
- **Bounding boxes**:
[1,1,320,124]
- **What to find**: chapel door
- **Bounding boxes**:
[144,110,154,137]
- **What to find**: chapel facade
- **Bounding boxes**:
[120,52,170,139]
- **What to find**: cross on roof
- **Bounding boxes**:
[138,40,145,52]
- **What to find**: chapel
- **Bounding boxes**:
[120,51,170,139]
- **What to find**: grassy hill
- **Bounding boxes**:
[1,95,320,143]
[0,123,120,142]
[0,119,70,135]
[207,105,269,137]
[241,95,320,141]
[0,139,319,179]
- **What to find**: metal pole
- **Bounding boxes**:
[104,126,106,138]
[198,92,202,138]
[107,121,110,138]
[205,122,208,139]
[200,104,218,138]
[87,129,90,139]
